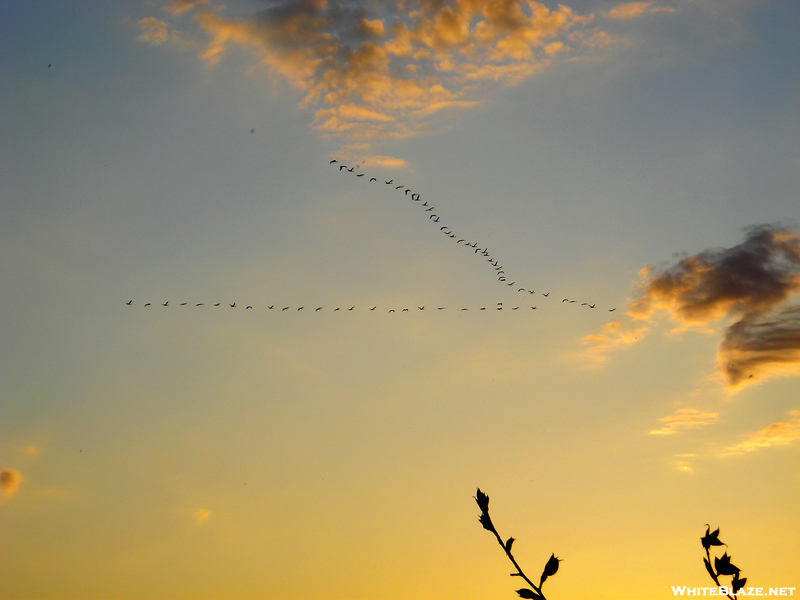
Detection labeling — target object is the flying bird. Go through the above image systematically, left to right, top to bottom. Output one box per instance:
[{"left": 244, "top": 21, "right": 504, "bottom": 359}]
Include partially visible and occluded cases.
[
  {"left": 330, "top": 159, "right": 337, "bottom": 164},
  {"left": 340, "top": 165, "right": 347, "bottom": 170},
  {"left": 347, "top": 167, "right": 355, "bottom": 172},
  {"left": 356, "top": 173, "right": 365, "bottom": 177},
  {"left": 370, "top": 177, "right": 377, "bottom": 182},
  {"left": 385, "top": 180, "right": 393, "bottom": 184},
  {"left": 395, "top": 185, "right": 404, "bottom": 190},
  {"left": 405, "top": 189, "right": 410, "bottom": 195},
  {"left": 126, "top": 300, "right": 132, "bottom": 305},
  {"left": 162, "top": 301, "right": 169, "bottom": 306},
  {"left": 180, "top": 302, "right": 187, "bottom": 305},
  {"left": 230, "top": 302, "right": 236, "bottom": 307},
  {"left": 144, "top": 303, "right": 151, "bottom": 306},
  {"left": 196, "top": 303, "right": 204, "bottom": 306},
  {"left": 214, "top": 303, "right": 221, "bottom": 306},
  {"left": 246, "top": 306, "right": 252, "bottom": 309},
  {"left": 370, "top": 306, "right": 376, "bottom": 311},
  {"left": 282, "top": 307, "right": 289, "bottom": 311},
  {"left": 297, "top": 307, "right": 304, "bottom": 311},
  {"left": 315, "top": 307, "right": 323, "bottom": 311},
  {"left": 334, "top": 308, "right": 340, "bottom": 311},
  {"left": 609, "top": 308, "right": 617, "bottom": 312}
]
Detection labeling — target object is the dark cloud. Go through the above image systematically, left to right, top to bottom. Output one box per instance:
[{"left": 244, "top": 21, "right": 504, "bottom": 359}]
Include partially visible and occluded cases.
[{"left": 586, "top": 224, "right": 800, "bottom": 390}]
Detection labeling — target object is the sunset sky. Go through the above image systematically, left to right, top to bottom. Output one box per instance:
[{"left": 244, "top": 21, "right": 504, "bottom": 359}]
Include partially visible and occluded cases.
[{"left": 1, "top": 1, "right": 798, "bottom": 599}]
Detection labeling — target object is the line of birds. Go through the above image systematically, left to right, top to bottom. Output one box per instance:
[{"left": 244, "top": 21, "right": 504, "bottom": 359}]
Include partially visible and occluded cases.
[
  {"left": 329, "top": 159, "right": 616, "bottom": 312},
  {"left": 125, "top": 300, "right": 616, "bottom": 313}
]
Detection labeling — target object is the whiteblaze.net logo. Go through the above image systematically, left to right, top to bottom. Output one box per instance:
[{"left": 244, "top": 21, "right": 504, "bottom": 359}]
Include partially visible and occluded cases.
[{"left": 672, "top": 587, "right": 795, "bottom": 596}]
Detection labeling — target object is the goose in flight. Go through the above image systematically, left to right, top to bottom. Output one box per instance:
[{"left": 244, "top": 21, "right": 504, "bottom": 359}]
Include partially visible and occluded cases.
[
  {"left": 330, "top": 159, "right": 338, "bottom": 164},
  {"left": 339, "top": 165, "right": 348, "bottom": 170},
  {"left": 347, "top": 167, "right": 355, "bottom": 172},
  {"left": 356, "top": 173, "right": 365, "bottom": 177},
  {"left": 370, "top": 177, "right": 377, "bottom": 182},
  {"left": 385, "top": 180, "right": 393, "bottom": 184},
  {"left": 395, "top": 185, "right": 404, "bottom": 190},
  {"left": 405, "top": 189, "right": 410, "bottom": 195},
  {"left": 542, "top": 293, "right": 549, "bottom": 297},
  {"left": 126, "top": 300, "right": 133, "bottom": 305},
  {"left": 162, "top": 301, "right": 169, "bottom": 306},
  {"left": 180, "top": 302, "right": 187, "bottom": 305},
  {"left": 230, "top": 302, "right": 236, "bottom": 307},
  {"left": 144, "top": 303, "right": 151, "bottom": 307},
  {"left": 197, "top": 303, "right": 204, "bottom": 306},
  {"left": 214, "top": 303, "right": 221, "bottom": 306},
  {"left": 246, "top": 306, "right": 253, "bottom": 309},
  {"left": 297, "top": 306, "right": 304, "bottom": 311},
  {"left": 348, "top": 306, "right": 355, "bottom": 311},
  {"left": 370, "top": 306, "right": 376, "bottom": 311},
  {"left": 282, "top": 307, "right": 289, "bottom": 311},
  {"left": 315, "top": 307, "right": 323, "bottom": 311},
  {"left": 334, "top": 307, "right": 340, "bottom": 311},
  {"left": 609, "top": 308, "right": 617, "bottom": 312}
]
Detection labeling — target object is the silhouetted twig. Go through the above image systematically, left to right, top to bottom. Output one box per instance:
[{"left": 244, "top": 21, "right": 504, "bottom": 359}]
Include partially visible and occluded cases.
[
  {"left": 475, "top": 488, "right": 561, "bottom": 600},
  {"left": 701, "top": 525, "right": 747, "bottom": 599}
]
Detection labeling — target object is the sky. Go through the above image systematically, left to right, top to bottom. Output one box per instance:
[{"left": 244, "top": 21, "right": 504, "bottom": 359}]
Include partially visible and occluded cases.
[{"left": 1, "top": 1, "right": 798, "bottom": 599}]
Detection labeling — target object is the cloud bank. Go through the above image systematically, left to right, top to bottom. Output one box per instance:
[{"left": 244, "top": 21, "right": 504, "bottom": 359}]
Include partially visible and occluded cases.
[
  {"left": 138, "top": 0, "right": 629, "bottom": 143},
  {"left": 584, "top": 224, "right": 800, "bottom": 390},
  {"left": 727, "top": 410, "right": 800, "bottom": 454}
]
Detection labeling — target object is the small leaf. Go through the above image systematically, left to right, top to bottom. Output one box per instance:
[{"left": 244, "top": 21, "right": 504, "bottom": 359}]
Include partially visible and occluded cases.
[
  {"left": 475, "top": 489, "right": 490, "bottom": 514},
  {"left": 701, "top": 525, "right": 726, "bottom": 550},
  {"left": 506, "top": 537, "right": 515, "bottom": 552},
  {"left": 714, "top": 552, "right": 740, "bottom": 576},
  {"left": 539, "top": 553, "right": 561, "bottom": 586},
  {"left": 732, "top": 576, "right": 747, "bottom": 594},
  {"left": 516, "top": 589, "right": 542, "bottom": 599}
]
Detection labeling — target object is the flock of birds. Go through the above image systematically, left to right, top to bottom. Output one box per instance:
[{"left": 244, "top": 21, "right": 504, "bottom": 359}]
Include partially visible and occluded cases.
[
  {"left": 125, "top": 158, "right": 618, "bottom": 315},
  {"left": 328, "top": 159, "right": 617, "bottom": 313},
  {"left": 125, "top": 300, "right": 616, "bottom": 312}
]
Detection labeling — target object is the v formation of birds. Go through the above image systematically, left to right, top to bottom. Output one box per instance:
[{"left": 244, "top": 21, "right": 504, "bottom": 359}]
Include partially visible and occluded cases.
[{"left": 125, "top": 156, "right": 616, "bottom": 315}]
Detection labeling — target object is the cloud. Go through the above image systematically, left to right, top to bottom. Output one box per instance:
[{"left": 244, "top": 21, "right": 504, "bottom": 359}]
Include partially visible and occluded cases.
[
  {"left": 139, "top": 0, "right": 618, "bottom": 142},
  {"left": 604, "top": 2, "right": 674, "bottom": 21},
  {"left": 137, "top": 17, "right": 195, "bottom": 49},
  {"left": 584, "top": 225, "right": 800, "bottom": 390},
  {"left": 649, "top": 408, "right": 719, "bottom": 435},
  {"left": 727, "top": 410, "right": 800, "bottom": 454},
  {"left": 1, "top": 469, "right": 22, "bottom": 495},
  {"left": 194, "top": 508, "right": 211, "bottom": 524}
]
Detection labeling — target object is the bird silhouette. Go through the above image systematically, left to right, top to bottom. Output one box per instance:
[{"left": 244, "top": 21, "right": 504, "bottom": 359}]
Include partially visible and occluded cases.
[
  {"left": 250, "top": 129, "right": 255, "bottom": 134},
  {"left": 330, "top": 159, "right": 338, "bottom": 164},
  {"left": 339, "top": 165, "right": 347, "bottom": 170},
  {"left": 347, "top": 167, "right": 355, "bottom": 172},
  {"left": 356, "top": 173, "right": 365, "bottom": 177},
  {"left": 370, "top": 177, "right": 377, "bottom": 182},
  {"left": 385, "top": 180, "right": 393, "bottom": 184},
  {"left": 395, "top": 185, "right": 404, "bottom": 190},
  {"left": 405, "top": 189, "right": 410, "bottom": 195},
  {"left": 542, "top": 293, "right": 549, "bottom": 297},
  {"left": 126, "top": 300, "right": 133, "bottom": 305},
  {"left": 163, "top": 301, "right": 169, "bottom": 306},
  {"left": 180, "top": 302, "right": 187, "bottom": 305},
  {"left": 144, "top": 303, "right": 151, "bottom": 306},
  {"left": 197, "top": 303, "right": 204, "bottom": 306},
  {"left": 214, "top": 303, "right": 221, "bottom": 306},
  {"left": 230, "top": 303, "right": 236, "bottom": 307},
  {"left": 268, "top": 305, "right": 274, "bottom": 309},
  {"left": 246, "top": 306, "right": 253, "bottom": 309},
  {"left": 297, "top": 306, "right": 304, "bottom": 311},
  {"left": 349, "top": 306, "right": 355, "bottom": 311},
  {"left": 370, "top": 306, "right": 376, "bottom": 311},
  {"left": 418, "top": 306, "right": 425, "bottom": 310},
  {"left": 282, "top": 307, "right": 289, "bottom": 311},
  {"left": 315, "top": 307, "right": 323, "bottom": 311},
  {"left": 334, "top": 307, "right": 340, "bottom": 311},
  {"left": 609, "top": 308, "right": 617, "bottom": 312}
]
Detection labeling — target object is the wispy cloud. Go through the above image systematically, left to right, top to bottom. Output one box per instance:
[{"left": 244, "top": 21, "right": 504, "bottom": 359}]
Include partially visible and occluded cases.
[
  {"left": 136, "top": 1, "right": 631, "bottom": 143},
  {"left": 604, "top": 2, "right": 674, "bottom": 21},
  {"left": 584, "top": 225, "right": 800, "bottom": 390},
  {"left": 649, "top": 408, "right": 719, "bottom": 435},
  {"left": 727, "top": 410, "right": 800, "bottom": 454},
  {"left": 1, "top": 469, "right": 22, "bottom": 495},
  {"left": 194, "top": 508, "right": 211, "bottom": 524}
]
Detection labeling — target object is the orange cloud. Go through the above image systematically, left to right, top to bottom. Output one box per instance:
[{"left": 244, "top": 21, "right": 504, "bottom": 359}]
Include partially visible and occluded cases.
[
  {"left": 139, "top": 0, "right": 610, "bottom": 142},
  {"left": 604, "top": 2, "right": 674, "bottom": 21},
  {"left": 584, "top": 225, "right": 800, "bottom": 390},
  {"left": 649, "top": 408, "right": 719, "bottom": 435},
  {"left": 727, "top": 410, "right": 800, "bottom": 454},
  {"left": 1, "top": 469, "right": 22, "bottom": 495},
  {"left": 194, "top": 508, "right": 212, "bottom": 524}
]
